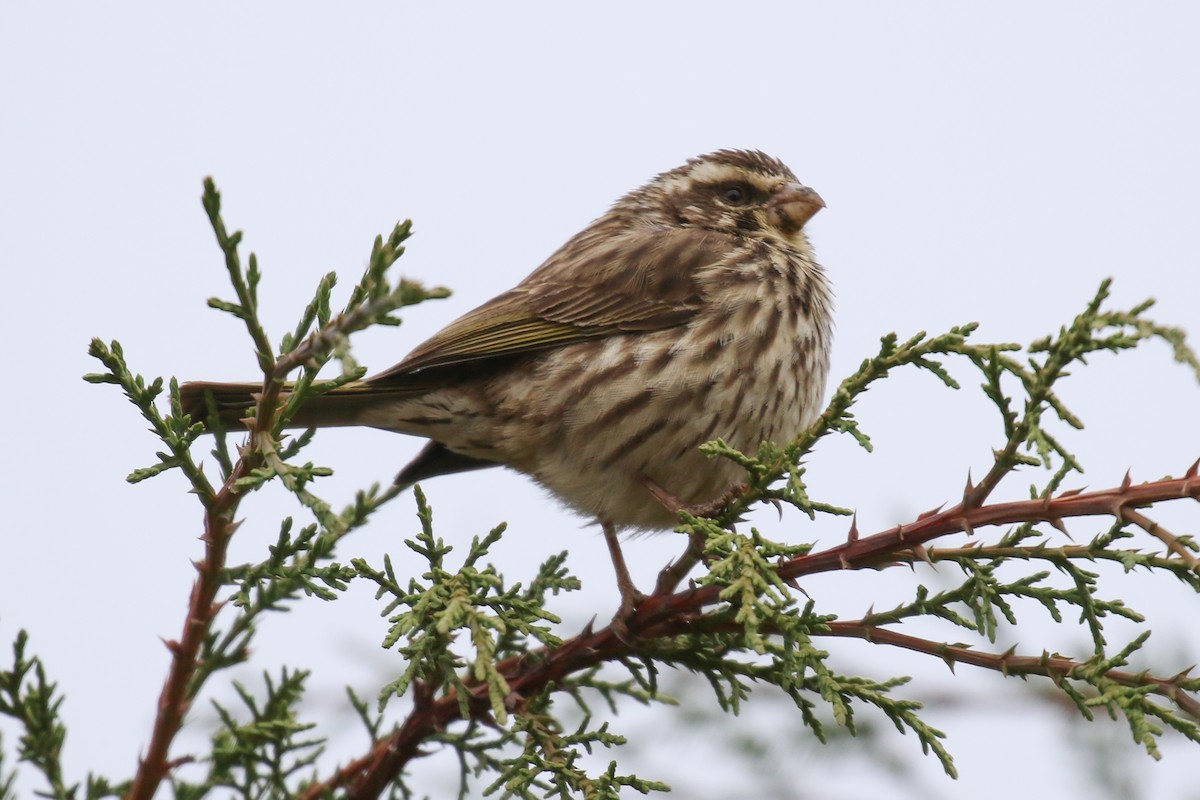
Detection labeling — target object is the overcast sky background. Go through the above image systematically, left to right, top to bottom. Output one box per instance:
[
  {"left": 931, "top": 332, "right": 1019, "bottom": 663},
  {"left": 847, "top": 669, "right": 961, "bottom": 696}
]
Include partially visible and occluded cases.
[{"left": 3, "top": 3, "right": 1200, "bottom": 798}]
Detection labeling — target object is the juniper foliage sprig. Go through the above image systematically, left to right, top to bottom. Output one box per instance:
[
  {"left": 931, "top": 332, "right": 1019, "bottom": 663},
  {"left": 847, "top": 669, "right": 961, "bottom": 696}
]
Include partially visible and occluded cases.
[
  {"left": 74, "top": 179, "right": 453, "bottom": 800},
  {"left": 355, "top": 488, "right": 577, "bottom": 723},
  {"left": 0, "top": 632, "right": 72, "bottom": 800},
  {"left": 194, "top": 669, "right": 324, "bottom": 800}
]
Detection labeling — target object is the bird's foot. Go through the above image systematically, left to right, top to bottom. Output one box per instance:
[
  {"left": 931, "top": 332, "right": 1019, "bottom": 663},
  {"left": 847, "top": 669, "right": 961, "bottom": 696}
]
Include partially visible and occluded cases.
[
  {"left": 643, "top": 479, "right": 749, "bottom": 518},
  {"left": 653, "top": 529, "right": 709, "bottom": 595},
  {"left": 609, "top": 584, "right": 647, "bottom": 642}
]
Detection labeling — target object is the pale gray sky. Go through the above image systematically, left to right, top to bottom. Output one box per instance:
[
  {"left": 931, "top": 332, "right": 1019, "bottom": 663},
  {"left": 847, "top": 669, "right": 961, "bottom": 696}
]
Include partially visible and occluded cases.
[{"left": 3, "top": 3, "right": 1199, "bottom": 798}]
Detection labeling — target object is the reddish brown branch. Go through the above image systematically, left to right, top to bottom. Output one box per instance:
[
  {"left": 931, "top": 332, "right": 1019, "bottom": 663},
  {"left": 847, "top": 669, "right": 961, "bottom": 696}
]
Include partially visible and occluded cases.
[
  {"left": 127, "top": 299, "right": 410, "bottom": 800},
  {"left": 127, "top": 398, "right": 289, "bottom": 800},
  {"left": 126, "top": 460, "right": 255, "bottom": 800},
  {"left": 772, "top": 465, "right": 1200, "bottom": 582},
  {"left": 301, "top": 467, "right": 1200, "bottom": 798},
  {"left": 1122, "top": 507, "right": 1199, "bottom": 570},
  {"left": 822, "top": 621, "right": 1200, "bottom": 719}
]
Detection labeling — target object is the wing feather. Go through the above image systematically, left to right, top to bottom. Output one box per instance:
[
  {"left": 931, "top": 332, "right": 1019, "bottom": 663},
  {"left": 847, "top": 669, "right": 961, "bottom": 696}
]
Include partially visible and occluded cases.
[{"left": 369, "top": 225, "right": 726, "bottom": 382}]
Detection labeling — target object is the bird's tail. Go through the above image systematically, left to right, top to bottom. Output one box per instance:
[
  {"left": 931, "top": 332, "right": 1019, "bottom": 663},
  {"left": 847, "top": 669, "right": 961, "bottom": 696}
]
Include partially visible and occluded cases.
[{"left": 179, "top": 380, "right": 411, "bottom": 431}]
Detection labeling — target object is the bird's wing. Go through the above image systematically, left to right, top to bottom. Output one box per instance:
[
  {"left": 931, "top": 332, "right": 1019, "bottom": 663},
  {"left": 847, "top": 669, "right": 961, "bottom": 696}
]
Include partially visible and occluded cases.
[{"left": 368, "top": 226, "right": 725, "bottom": 381}]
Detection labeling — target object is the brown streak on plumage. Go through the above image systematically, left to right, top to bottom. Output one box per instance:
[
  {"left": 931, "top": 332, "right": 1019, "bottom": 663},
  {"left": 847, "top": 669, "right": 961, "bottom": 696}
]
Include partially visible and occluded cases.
[
  {"left": 579, "top": 387, "right": 655, "bottom": 437},
  {"left": 599, "top": 416, "right": 671, "bottom": 470}
]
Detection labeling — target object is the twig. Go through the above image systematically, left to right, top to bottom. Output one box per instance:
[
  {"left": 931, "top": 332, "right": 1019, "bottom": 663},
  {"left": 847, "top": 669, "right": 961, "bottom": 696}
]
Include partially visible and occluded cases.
[
  {"left": 126, "top": 443, "right": 263, "bottom": 800},
  {"left": 771, "top": 464, "right": 1200, "bottom": 583},
  {"left": 1121, "top": 507, "right": 1199, "bottom": 570},
  {"left": 822, "top": 621, "right": 1200, "bottom": 719}
]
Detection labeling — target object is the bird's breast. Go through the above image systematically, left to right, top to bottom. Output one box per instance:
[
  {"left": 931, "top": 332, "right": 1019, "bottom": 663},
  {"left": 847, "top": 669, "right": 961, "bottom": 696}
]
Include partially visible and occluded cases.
[{"left": 500, "top": 255, "right": 833, "bottom": 530}]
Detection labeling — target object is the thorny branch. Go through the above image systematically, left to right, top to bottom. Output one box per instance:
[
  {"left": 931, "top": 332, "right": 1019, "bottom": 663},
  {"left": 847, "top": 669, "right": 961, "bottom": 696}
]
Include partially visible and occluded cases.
[
  {"left": 125, "top": 180, "right": 418, "bottom": 800},
  {"left": 126, "top": 433, "right": 256, "bottom": 800},
  {"left": 774, "top": 463, "right": 1200, "bottom": 581},
  {"left": 302, "top": 467, "right": 1200, "bottom": 799},
  {"left": 821, "top": 622, "right": 1200, "bottom": 720}
]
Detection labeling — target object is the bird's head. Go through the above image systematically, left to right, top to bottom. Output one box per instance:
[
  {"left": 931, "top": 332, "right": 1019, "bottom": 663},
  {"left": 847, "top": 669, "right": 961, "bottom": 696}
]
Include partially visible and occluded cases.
[{"left": 616, "top": 149, "right": 824, "bottom": 250}]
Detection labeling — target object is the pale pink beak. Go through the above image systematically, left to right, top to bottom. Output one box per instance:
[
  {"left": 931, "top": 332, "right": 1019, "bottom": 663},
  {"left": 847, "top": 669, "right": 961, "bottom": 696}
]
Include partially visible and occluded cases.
[{"left": 767, "top": 183, "right": 825, "bottom": 234}]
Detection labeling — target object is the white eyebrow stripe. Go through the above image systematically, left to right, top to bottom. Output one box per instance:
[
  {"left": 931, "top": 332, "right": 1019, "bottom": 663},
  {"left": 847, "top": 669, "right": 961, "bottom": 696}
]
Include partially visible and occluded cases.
[
  {"left": 683, "top": 161, "right": 747, "bottom": 184},
  {"left": 660, "top": 163, "right": 777, "bottom": 197}
]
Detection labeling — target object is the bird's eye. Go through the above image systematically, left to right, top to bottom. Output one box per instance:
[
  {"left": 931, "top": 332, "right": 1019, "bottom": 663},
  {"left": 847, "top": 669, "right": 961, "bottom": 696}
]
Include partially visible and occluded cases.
[{"left": 719, "top": 183, "right": 751, "bottom": 205}]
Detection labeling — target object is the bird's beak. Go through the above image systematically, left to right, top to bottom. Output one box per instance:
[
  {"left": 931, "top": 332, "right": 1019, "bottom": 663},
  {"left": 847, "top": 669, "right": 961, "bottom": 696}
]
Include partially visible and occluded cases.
[{"left": 766, "top": 183, "right": 825, "bottom": 235}]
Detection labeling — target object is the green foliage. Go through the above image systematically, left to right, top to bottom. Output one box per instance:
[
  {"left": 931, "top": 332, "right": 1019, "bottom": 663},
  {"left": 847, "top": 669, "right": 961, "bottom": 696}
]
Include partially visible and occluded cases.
[
  {"left": 4, "top": 178, "right": 1195, "bottom": 798},
  {"left": 357, "top": 488, "right": 576, "bottom": 723},
  {"left": 0, "top": 632, "right": 124, "bottom": 800},
  {"left": 0, "top": 632, "right": 70, "bottom": 799},
  {"left": 198, "top": 669, "right": 324, "bottom": 800},
  {"left": 483, "top": 709, "right": 669, "bottom": 799},
  {"left": 0, "top": 740, "right": 15, "bottom": 800}
]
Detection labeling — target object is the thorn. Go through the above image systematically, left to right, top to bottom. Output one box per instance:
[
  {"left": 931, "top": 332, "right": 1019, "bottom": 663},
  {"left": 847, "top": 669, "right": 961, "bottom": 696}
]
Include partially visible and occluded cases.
[
  {"left": 1187, "top": 459, "right": 1200, "bottom": 479},
  {"left": 1121, "top": 469, "right": 1133, "bottom": 491},
  {"left": 962, "top": 471, "right": 976, "bottom": 506},
  {"left": 1059, "top": 486, "right": 1086, "bottom": 499},
  {"left": 770, "top": 498, "right": 783, "bottom": 520},
  {"left": 918, "top": 503, "right": 947, "bottom": 521},
  {"left": 847, "top": 512, "right": 860, "bottom": 543},
  {"left": 1050, "top": 517, "right": 1074, "bottom": 541},
  {"left": 961, "top": 518, "right": 975, "bottom": 537},
  {"left": 896, "top": 524, "right": 907, "bottom": 542},
  {"left": 911, "top": 545, "right": 935, "bottom": 568},
  {"left": 839, "top": 553, "right": 852, "bottom": 569},
  {"left": 580, "top": 617, "right": 596, "bottom": 638},
  {"left": 162, "top": 637, "right": 182, "bottom": 654},
  {"left": 938, "top": 645, "right": 958, "bottom": 674},
  {"left": 1170, "top": 665, "right": 1197, "bottom": 683}
]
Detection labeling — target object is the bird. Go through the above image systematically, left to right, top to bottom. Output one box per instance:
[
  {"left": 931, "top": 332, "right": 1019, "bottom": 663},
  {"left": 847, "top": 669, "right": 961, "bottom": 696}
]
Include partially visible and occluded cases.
[{"left": 181, "top": 149, "right": 834, "bottom": 622}]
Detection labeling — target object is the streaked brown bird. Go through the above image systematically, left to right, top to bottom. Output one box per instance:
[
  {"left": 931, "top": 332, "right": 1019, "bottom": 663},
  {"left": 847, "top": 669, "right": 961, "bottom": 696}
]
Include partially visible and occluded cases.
[{"left": 181, "top": 149, "right": 833, "bottom": 616}]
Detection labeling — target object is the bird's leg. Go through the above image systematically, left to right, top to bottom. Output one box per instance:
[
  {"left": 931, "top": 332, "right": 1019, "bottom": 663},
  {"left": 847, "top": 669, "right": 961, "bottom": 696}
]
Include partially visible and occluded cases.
[{"left": 602, "top": 521, "right": 644, "bottom": 636}]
